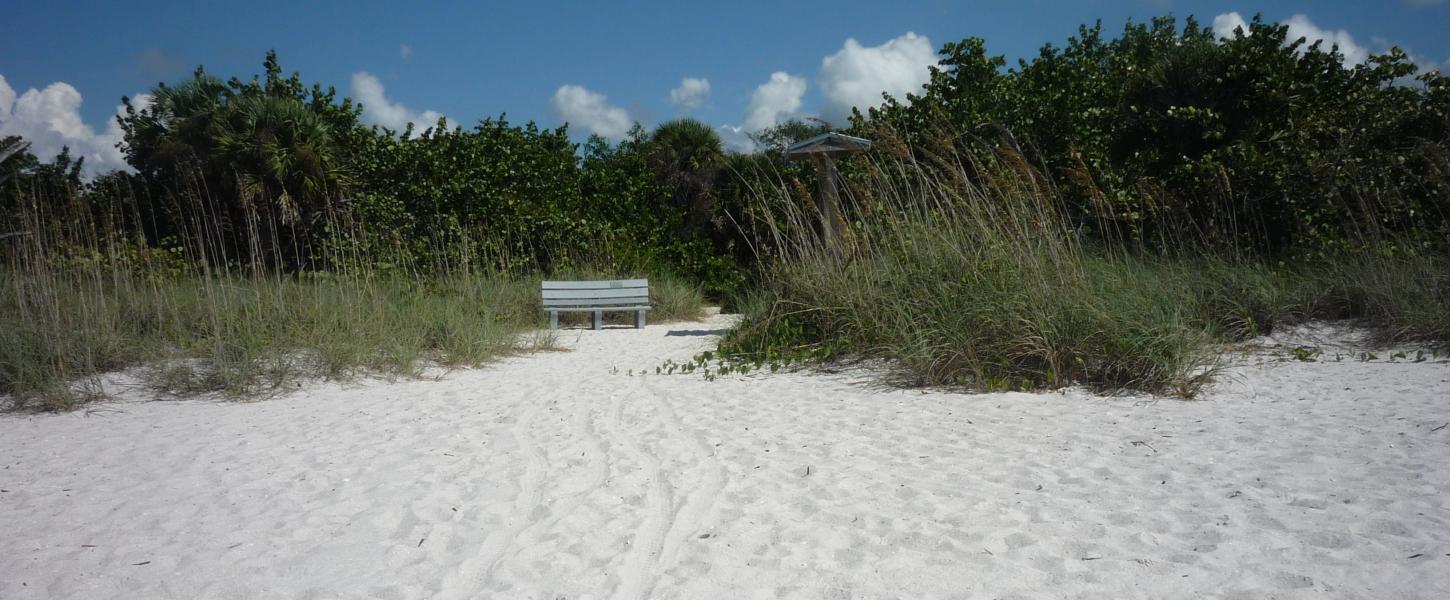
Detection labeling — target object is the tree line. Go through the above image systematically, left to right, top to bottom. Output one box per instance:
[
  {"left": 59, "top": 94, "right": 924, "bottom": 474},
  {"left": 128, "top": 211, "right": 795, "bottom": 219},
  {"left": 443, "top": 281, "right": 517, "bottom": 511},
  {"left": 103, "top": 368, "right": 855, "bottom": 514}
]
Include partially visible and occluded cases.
[
  {"left": 5, "top": 14, "right": 1448, "bottom": 294},
  {"left": 856, "top": 15, "right": 1449, "bottom": 254}
]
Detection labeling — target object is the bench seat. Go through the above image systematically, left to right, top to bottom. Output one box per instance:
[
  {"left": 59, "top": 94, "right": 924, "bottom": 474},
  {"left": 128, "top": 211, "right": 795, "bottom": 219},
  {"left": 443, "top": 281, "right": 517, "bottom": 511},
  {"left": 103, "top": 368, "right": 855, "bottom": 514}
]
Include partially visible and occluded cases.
[{"left": 542, "top": 279, "right": 651, "bottom": 330}]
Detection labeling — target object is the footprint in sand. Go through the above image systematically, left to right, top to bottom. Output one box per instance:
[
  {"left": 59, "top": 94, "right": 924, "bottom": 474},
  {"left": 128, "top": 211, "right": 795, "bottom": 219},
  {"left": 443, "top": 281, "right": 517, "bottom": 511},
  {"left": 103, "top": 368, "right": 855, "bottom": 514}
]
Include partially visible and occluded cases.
[{"left": 1004, "top": 532, "right": 1037, "bottom": 550}]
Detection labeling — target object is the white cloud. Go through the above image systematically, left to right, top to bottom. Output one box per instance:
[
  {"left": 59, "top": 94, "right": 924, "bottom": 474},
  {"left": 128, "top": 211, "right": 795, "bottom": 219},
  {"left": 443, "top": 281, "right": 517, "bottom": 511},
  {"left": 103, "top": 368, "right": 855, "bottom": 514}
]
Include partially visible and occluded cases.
[
  {"left": 1212, "top": 12, "right": 1369, "bottom": 65},
  {"left": 1212, "top": 12, "right": 1250, "bottom": 40},
  {"left": 1285, "top": 14, "right": 1368, "bottom": 65},
  {"left": 818, "top": 32, "right": 937, "bottom": 125},
  {"left": 400, "top": 44, "right": 413, "bottom": 60},
  {"left": 350, "top": 71, "right": 446, "bottom": 132},
  {"left": 720, "top": 71, "right": 809, "bottom": 150},
  {"left": 743, "top": 72, "right": 806, "bottom": 132},
  {"left": 0, "top": 73, "right": 142, "bottom": 177},
  {"left": 0, "top": 77, "right": 14, "bottom": 116},
  {"left": 669, "top": 77, "right": 710, "bottom": 110},
  {"left": 549, "top": 84, "right": 632, "bottom": 140},
  {"left": 717, "top": 125, "right": 755, "bottom": 153}
]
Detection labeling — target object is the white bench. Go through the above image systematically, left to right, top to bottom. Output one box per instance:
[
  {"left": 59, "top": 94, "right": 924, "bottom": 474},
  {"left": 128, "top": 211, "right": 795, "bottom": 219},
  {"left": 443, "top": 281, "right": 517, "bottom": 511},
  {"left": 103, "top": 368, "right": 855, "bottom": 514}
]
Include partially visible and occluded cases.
[{"left": 542, "top": 278, "right": 651, "bottom": 330}]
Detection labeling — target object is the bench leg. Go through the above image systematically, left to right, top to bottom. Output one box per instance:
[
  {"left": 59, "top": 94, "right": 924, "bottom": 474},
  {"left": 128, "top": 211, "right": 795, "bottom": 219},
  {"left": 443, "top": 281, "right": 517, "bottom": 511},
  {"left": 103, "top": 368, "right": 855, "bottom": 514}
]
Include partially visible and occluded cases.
[
  {"left": 635, "top": 309, "right": 646, "bottom": 329},
  {"left": 548, "top": 310, "right": 558, "bottom": 330},
  {"left": 592, "top": 310, "right": 602, "bottom": 330}
]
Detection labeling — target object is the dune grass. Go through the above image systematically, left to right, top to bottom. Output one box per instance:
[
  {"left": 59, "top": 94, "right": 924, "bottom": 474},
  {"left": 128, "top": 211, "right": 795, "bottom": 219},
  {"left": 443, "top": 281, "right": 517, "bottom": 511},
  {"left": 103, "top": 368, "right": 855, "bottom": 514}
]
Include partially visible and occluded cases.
[
  {"left": 720, "top": 136, "right": 1448, "bottom": 397},
  {"left": 722, "top": 230, "right": 1216, "bottom": 395},
  {"left": 1178, "top": 252, "right": 1450, "bottom": 344},
  {"left": 0, "top": 265, "right": 718, "bottom": 411},
  {"left": 0, "top": 268, "right": 553, "bottom": 410},
  {"left": 648, "top": 274, "right": 709, "bottom": 322}
]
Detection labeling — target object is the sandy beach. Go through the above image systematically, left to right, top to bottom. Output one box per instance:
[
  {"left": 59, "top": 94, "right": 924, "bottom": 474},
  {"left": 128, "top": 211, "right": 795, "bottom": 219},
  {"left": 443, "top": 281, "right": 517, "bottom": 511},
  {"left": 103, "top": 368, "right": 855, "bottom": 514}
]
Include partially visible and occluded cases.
[{"left": 2, "top": 314, "right": 1448, "bottom": 599}]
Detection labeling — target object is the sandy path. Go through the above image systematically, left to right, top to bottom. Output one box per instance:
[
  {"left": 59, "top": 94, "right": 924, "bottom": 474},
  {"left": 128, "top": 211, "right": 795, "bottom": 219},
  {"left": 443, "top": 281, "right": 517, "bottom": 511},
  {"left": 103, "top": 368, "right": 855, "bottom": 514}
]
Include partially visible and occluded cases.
[{"left": 2, "top": 315, "right": 1449, "bottom": 599}]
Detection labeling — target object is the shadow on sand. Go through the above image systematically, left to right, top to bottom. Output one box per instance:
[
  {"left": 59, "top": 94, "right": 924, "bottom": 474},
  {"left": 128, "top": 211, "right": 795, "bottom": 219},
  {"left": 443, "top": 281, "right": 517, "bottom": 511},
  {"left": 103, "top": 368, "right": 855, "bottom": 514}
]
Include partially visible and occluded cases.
[{"left": 665, "top": 329, "right": 729, "bottom": 337}]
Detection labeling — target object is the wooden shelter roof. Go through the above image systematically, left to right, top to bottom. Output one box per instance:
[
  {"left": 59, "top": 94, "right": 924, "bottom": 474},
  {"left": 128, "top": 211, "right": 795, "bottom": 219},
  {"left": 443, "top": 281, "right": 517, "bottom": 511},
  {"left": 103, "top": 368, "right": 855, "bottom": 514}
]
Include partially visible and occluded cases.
[{"left": 784, "top": 132, "right": 873, "bottom": 159}]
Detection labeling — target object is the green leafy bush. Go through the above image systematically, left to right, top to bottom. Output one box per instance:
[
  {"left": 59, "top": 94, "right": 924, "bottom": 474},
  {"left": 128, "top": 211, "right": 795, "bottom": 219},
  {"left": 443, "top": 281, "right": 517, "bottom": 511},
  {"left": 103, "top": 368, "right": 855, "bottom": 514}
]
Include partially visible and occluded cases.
[{"left": 861, "top": 15, "right": 1450, "bottom": 254}]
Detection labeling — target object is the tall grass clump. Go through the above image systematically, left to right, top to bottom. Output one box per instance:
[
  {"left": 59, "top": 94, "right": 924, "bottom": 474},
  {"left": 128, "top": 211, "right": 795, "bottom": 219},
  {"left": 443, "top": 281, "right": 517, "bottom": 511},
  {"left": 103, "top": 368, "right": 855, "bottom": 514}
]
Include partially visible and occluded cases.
[
  {"left": 722, "top": 122, "right": 1448, "bottom": 396},
  {"left": 722, "top": 134, "right": 1214, "bottom": 395},
  {"left": 0, "top": 176, "right": 554, "bottom": 411},
  {"left": 1168, "top": 252, "right": 1450, "bottom": 345},
  {"left": 1305, "top": 252, "right": 1450, "bottom": 342},
  {"left": 0, "top": 264, "right": 544, "bottom": 411},
  {"left": 649, "top": 274, "right": 708, "bottom": 322}
]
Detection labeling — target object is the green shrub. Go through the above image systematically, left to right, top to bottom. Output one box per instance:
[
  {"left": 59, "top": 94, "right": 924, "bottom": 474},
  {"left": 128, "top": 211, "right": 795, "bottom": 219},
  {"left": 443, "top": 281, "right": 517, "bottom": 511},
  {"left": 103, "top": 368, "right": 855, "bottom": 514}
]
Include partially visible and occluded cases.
[{"left": 648, "top": 275, "right": 707, "bottom": 322}]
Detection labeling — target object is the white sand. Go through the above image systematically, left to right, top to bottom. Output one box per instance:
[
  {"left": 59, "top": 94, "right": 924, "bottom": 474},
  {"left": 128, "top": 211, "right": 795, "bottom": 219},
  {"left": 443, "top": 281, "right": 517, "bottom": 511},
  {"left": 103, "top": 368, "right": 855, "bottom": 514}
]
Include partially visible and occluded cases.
[{"left": 3, "top": 315, "right": 1449, "bottom": 599}]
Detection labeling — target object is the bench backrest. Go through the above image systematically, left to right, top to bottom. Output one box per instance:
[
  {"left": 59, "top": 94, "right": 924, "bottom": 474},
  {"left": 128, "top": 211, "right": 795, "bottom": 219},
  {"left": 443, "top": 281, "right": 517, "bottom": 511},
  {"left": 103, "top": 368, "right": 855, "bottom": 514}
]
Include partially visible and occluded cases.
[{"left": 541, "top": 278, "right": 650, "bottom": 309}]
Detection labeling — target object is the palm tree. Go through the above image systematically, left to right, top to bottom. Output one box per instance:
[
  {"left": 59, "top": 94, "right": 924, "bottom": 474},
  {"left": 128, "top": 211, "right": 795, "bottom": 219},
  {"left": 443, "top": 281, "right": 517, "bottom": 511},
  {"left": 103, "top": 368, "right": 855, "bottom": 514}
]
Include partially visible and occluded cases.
[
  {"left": 117, "top": 59, "right": 351, "bottom": 270},
  {"left": 119, "top": 72, "right": 231, "bottom": 176},
  {"left": 211, "top": 94, "right": 346, "bottom": 269},
  {"left": 215, "top": 95, "right": 345, "bottom": 224},
  {"left": 647, "top": 118, "right": 724, "bottom": 234}
]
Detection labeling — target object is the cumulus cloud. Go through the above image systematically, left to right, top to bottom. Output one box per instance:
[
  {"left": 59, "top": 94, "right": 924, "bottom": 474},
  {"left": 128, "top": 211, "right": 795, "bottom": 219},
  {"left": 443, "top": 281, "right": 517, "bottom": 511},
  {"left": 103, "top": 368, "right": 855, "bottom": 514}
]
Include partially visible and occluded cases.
[
  {"left": 1211, "top": 12, "right": 1250, "bottom": 39},
  {"left": 1212, "top": 12, "right": 1368, "bottom": 65},
  {"left": 1284, "top": 14, "right": 1369, "bottom": 65},
  {"left": 818, "top": 32, "right": 937, "bottom": 125},
  {"left": 350, "top": 71, "right": 446, "bottom": 132},
  {"left": 743, "top": 72, "right": 806, "bottom": 132},
  {"left": 0, "top": 73, "right": 143, "bottom": 177},
  {"left": 0, "top": 77, "right": 13, "bottom": 115},
  {"left": 669, "top": 77, "right": 710, "bottom": 110},
  {"left": 549, "top": 84, "right": 632, "bottom": 140},
  {"left": 717, "top": 125, "right": 756, "bottom": 153}
]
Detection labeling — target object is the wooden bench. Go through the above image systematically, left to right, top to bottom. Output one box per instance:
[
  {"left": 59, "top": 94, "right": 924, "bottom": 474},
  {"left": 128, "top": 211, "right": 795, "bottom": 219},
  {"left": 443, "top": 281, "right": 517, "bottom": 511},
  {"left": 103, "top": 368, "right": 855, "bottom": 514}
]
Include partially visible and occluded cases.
[{"left": 542, "top": 278, "right": 651, "bottom": 330}]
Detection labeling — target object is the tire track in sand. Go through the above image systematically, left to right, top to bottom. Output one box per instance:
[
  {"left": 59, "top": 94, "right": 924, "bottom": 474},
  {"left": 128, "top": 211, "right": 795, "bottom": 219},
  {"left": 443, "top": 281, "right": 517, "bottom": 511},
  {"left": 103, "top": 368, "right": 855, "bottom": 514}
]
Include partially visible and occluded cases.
[
  {"left": 640, "top": 376, "right": 727, "bottom": 595},
  {"left": 607, "top": 378, "right": 729, "bottom": 600},
  {"left": 497, "top": 386, "right": 612, "bottom": 569},
  {"left": 440, "top": 388, "right": 550, "bottom": 599},
  {"left": 604, "top": 388, "right": 675, "bottom": 600}
]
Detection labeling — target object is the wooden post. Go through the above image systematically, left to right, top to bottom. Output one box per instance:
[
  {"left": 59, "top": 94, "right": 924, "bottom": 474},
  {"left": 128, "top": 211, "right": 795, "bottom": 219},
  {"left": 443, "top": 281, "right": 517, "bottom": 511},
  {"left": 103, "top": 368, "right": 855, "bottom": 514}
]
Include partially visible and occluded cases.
[
  {"left": 786, "top": 133, "right": 870, "bottom": 254},
  {"left": 813, "top": 155, "right": 844, "bottom": 247}
]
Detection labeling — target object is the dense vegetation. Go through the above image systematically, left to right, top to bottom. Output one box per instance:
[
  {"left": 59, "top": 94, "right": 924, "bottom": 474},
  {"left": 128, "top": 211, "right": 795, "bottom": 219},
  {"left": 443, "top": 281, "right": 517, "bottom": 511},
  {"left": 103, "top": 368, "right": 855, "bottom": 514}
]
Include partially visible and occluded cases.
[
  {"left": 4, "top": 14, "right": 1448, "bottom": 408},
  {"left": 721, "top": 16, "right": 1449, "bottom": 394},
  {"left": 861, "top": 16, "right": 1448, "bottom": 253},
  {"left": 1, "top": 53, "right": 725, "bottom": 409}
]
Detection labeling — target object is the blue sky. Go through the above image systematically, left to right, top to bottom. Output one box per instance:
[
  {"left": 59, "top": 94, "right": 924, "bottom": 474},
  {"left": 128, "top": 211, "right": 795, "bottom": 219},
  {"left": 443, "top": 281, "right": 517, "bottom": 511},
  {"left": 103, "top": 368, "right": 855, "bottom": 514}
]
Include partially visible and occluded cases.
[{"left": 3, "top": 0, "right": 1448, "bottom": 174}]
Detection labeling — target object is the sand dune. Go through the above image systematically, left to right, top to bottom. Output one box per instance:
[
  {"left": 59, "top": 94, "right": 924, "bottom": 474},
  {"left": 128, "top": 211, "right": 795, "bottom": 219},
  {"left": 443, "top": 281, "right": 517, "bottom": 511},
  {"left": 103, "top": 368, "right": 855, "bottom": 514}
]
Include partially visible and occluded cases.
[{"left": 2, "top": 314, "right": 1448, "bottom": 599}]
